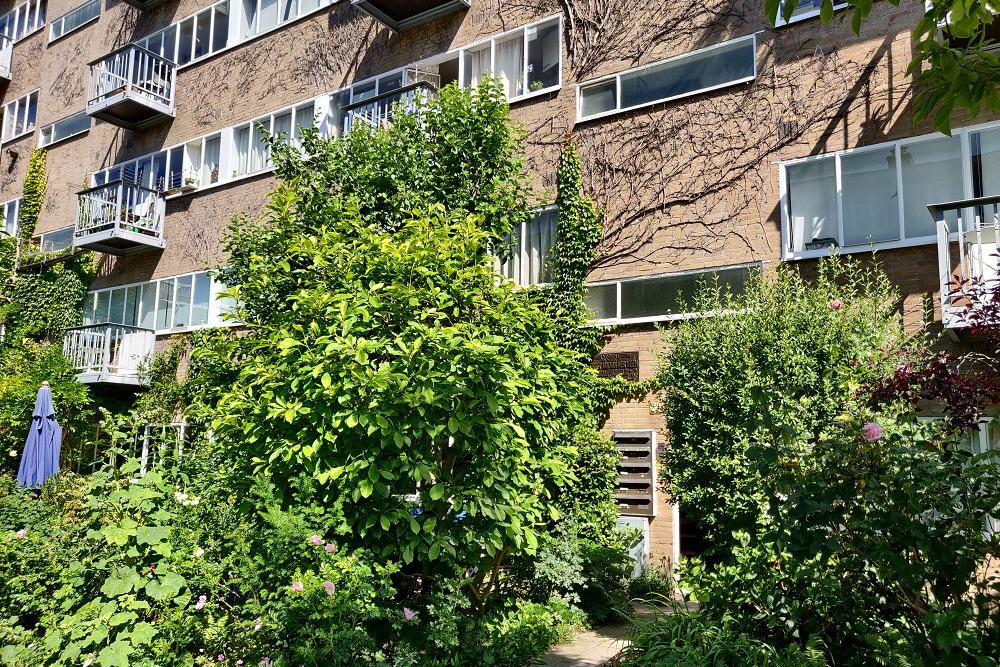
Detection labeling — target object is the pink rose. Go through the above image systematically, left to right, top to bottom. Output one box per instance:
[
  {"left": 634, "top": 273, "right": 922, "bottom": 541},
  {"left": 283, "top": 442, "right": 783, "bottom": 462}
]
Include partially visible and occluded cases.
[
  {"left": 830, "top": 299, "right": 844, "bottom": 310},
  {"left": 862, "top": 422, "right": 883, "bottom": 442},
  {"left": 14, "top": 529, "right": 27, "bottom": 539},
  {"left": 309, "top": 535, "right": 323, "bottom": 546},
  {"left": 324, "top": 542, "right": 337, "bottom": 553},
  {"left": 291, "top": 581, "right": 304, "bottom": 592},
  {"left": 323, "top": 581, "right": 336, "bottom": 596},
  {"left": 195, "top": 595, "right": 207, "bottom": 611},
  {"left": 403, "top": 607, "right": 416, "bottom": 621}
]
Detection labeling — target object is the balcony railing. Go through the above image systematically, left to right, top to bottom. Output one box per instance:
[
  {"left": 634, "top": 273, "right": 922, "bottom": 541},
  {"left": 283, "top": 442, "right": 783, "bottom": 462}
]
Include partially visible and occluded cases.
[
  {"left": 351, "top": 0, "right": 470, "bottom": 31},
  {"left": 0, "top": 32, "right": 11, "bottom": 81},
  {"left": 87, "top": 44, "right": 176, "bottom": 129},
  {"left": 342, "top": 79, "right": 437, "bottom": 134},
  {"left": 74, "top": 178, "right": 166, "bottom": 256},
  {"left": 931, "top": 194, "right": 1000, "bottom": 329},
  {"left": 63, "top": 323, "right": 155, "bottom": 386}
]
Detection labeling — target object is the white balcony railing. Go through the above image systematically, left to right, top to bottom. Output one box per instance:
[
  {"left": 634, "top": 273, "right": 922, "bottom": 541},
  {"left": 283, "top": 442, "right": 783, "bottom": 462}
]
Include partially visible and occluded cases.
[
  {"left": 0, "top": 32, "right": 11, "bottom": 81},
  {"left": 87, "top": 44, "right": 176, "bottom": 129},
  {"left": 342, "top": 79, "right": 437, "bottom": 134},
  {"left": 75, "top": 178, "right": 165, "bottom": 255},
  {"left": 931, "top": 194, "right": 1000, "bottom": 329},
  {"left": 63, "top": 323, "right": 155, "bottom": 385}
]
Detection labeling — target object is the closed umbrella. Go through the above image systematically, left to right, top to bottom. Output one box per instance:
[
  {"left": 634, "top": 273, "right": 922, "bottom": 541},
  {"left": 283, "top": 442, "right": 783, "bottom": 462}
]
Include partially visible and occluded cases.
[{"left": 16, "top": 381, "right": 61, "bottom": 489}]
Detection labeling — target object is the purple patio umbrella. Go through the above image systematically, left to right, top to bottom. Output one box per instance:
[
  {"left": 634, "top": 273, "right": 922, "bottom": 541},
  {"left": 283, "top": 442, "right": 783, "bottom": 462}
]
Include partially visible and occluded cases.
[{"left": 16, "top": 381, "right": 61, "bottom": 489}]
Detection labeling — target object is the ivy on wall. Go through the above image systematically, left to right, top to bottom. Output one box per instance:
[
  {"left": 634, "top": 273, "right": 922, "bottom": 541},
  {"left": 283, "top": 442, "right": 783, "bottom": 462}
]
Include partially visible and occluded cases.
[{"left": 17, "top": 148, "right": 47, "bottom": 244}]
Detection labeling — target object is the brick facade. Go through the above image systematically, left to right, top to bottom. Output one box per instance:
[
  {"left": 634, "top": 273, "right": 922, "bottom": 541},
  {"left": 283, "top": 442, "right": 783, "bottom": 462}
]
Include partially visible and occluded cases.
[{"left": 1, "top": 0, "right": 988, "bottom": 565}]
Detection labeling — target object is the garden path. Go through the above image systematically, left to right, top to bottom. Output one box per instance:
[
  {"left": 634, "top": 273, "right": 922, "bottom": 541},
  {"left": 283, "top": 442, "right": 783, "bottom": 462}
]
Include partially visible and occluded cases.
[{"left": 532, "top": 621, "right": 629, "bottom": 667}]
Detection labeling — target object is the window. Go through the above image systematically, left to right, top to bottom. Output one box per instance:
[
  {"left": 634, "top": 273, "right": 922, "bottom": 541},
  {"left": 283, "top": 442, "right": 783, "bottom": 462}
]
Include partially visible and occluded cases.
[
  {"left": 0, "top": 0, "right": 46, "bottom": 42},
  {"left": 48, "top": 0, "right": 98, "bottom": 42},
  {"left": 139, "top": 0, "right": 234, "bottom": 67},
  {"left": 238, "top": 0, "right": 333, "bottom": 39},
  {"left": 774, "top": 0, "right": 849, "bottom": 26},
  {"left": 458, "top": 16, "right": 561, "bottom": 101},
  {"left": 578, "top": 35, "right": 757, "bottom": 121},
  {"left": 1, "top": 90, "right": 38, "bottom": 143},
  {"left": 233, "top": 103, "right": 316, "bottom": 176},
  {"left": 39, "top": 111, "right": 90, "bottom": 146},
  {"left": 780, "top": 124, "right": 1000, "bottom": 258},
  {"left": 94, "top": 133, "right": 222, "bottom": 192},
  {"left": 1, "top": 198, "right": 20, "bottom": 237},
  {"left": 498, "top": 207, "right": 557, "bottom": 286},
  {"left": 33, "top": 225, "right": 73, "bottom": 253},
  {"left": 584, "top": 264, "right": 761, "bottom": 324},
  {"left": 82, "top": 272, "right": 233, "bottom": 332}
]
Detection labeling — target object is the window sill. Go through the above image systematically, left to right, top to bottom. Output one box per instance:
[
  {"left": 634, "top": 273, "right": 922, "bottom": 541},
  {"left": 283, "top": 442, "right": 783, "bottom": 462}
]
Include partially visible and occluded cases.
[
  {"left": 47, "top": 15, "right": 99, "bottom": 45},
  {"left": 508, "top": 84, "right": 561, "bottom": 105},
  {"left": 1, "top": 128, "right": 36, "bottom": 146},
  {"left": 782, "top": 235, "right": 939, "bottom": 261}
]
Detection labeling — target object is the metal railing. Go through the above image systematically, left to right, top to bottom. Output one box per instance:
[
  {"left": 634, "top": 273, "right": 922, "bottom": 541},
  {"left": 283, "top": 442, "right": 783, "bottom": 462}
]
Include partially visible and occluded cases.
[
  {"left": 0, "top": 32, "right": 11, "bottom": 80},
  {"left": 87, "top": 43, "right": 176, "bottom": 112},
  {"left": 342, "top": 79, "right": 437, "bottom": 134},
  {"left": 76, "top": 178, "right": 165, "bottom": 242},
  {"left": 930, "top": 194, "right": 1000, "bottom": 327},
  {"left": 63, "top": 323, "right": 155, "bottom": 380}
]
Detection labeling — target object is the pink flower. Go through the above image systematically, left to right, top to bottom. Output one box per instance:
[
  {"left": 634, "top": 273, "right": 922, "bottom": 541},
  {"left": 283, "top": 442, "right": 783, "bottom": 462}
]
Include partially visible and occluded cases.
[
  {"left": 830, "top": 299, "right": 843, "bottom": 310},
  {"left": 862, "top": 422, "right": 884, "bottom": 442},
  {"left": 14, "top": 529, "right": 27, "bottom": 539},
  {"left": 309, "top": 535, "right": 323, "bottom": 546},
  {"left": 324, "top": 542, "right": 337, "bottom": 553},
  {"left": 291, "top": 581, "right": 304, "bottom": 592},
  {"left": 323, "top": 581, "right": 336, "bottom": 596},
  {"left": 195, "top": 595, "right": 207, "bottom": 611},
  {"left": 403, "top": 607, "right": 416, "bottom": 621},
  {"left": 253, "top": 618, "right": 263, "bottom": 632},
  {"left": 217, "top": 656, "right": 225, "bottom": 662}
]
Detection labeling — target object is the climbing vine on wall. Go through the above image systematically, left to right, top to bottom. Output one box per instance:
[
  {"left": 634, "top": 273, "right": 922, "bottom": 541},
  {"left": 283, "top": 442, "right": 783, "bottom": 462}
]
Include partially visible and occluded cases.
[{"left": 17, "top": 148, "right": 47, "bottom": 244}]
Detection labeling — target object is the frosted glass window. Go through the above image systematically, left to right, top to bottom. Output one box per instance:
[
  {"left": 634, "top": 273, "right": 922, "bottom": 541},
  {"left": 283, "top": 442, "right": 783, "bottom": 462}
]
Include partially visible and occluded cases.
[
  {"left": 258, "top": 0, "right": 278, "bottom": 32},
  {"left": 526, "top": 18, "right": 559, "bottom": 91},
  {"left": 900, "top": 136, "right": 963, "bottom": 239},
  {"left": 841, "top": 148, "right": 899, "bottom": 246},
  {"left": 787, "top": 158, "right": 838, "bottom": 252},
  {"left": 191, "top": 273, "right": 211, "bottom": 326},
  {"left": 173, "top": 275, "right": 192, "bottom": 328},
  {"left": 156, "top": 280, "right": 174, "bottom": 330},
  {"left": 139, "top": 284, "right": 156, "bottom": 329}
]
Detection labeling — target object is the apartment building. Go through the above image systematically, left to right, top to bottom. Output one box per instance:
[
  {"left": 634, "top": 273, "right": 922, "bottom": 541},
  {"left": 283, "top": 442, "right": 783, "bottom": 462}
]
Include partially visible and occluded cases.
[{"left": 1, "top": 0, "right": 996, "bottom": 567}]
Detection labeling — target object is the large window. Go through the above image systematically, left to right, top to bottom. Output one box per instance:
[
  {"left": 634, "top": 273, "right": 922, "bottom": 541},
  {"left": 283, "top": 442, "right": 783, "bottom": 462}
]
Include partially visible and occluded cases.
[
  {"left": 0, "top": 0, "right": 46, "bottom": 42},
  {"left": 48, "top": 0, "right": 98, "bottom": 42},
  {"left": 138, "top": 0, "right": 233, "bottom": 67},
  {"left": 774, "top": 0, "right": 849, "bottom": 26},
  {"left": 459, "top": 16, "right": 561, "bottom": 101},
  {"left": 577, "top": 35, "right": 756, "bottom": 121},
  {"left": 1, "top": 90, "right": 38, "bottom": 143},
  {"left": 234, "top": 102, "right": 315, "bottom": 176},
  {"left": 39, "top": 111, "right": 90, "bottom": 147},
  {"left": 780, "top": 123, "right": 1000, "bottom": 258},
  {"left": 93, "top": 132, "right": 222, "bottom": 192},
  {"left": 1, "top": 198, "right": 20, "bottom": 237},
  {"left": 497, "top": 206, "right": 557, "bottom": 286},
  {"left": 33, "top": 225, "right": 73, "bottom": 253},
  {"left": 585, "top": 264, "right": 760, "bottom": 324},
  {"left": 81, "top": 272, "right": 235, "bottom": 333}
]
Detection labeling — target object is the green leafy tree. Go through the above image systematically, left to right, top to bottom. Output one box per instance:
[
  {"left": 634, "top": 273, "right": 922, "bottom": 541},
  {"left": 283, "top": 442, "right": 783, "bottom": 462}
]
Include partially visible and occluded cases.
[
  {"left": 766, "top": 0, "right": 1000, "bottom": 133},
  {"left": 210, "top": 82, "right": 600, "bottom": 608},
  {"left": 654, "top": 257, "right": 911, "bottom": 551}
]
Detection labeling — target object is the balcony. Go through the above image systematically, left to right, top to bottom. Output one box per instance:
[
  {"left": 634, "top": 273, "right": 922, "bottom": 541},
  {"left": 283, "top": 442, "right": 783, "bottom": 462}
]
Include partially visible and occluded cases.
[
  {"left": 351, "top": 0, "right": 470, "bottom": 31},
  {"left": 0, "top": 33, "right": 11, "bottom": 81},
  {"left": 87, "top": 44, "right": 176, "bottom": 130},
  {"left": 342, "top": 79, "right": 437, "bottom": 134},
  {"left": 74, "top": 178, "right": 165, "bottom": 256},
  {"left": 932, "top": 194, "right": 1000, "bottom": 330},
  {"left": 63, "top": 323, "right": 155, "bottom": 386}
]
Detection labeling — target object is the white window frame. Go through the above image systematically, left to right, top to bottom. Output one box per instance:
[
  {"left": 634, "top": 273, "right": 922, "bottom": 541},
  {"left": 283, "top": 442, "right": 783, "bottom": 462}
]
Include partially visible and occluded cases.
[
  {"left": 0, "top": 0, "right": 47, "bottom": 43},
  {"left": 47, "top": 0, "right": 99, "bottom": 43},
  {"left": 773, "top": 0, "right": 850, "bottom": 27},
  {"left": 575, "top": 34, "right": 758, "bottom": 123},
  {"left": 1, "top": 89, "right": 39, "bottom": 144},
  {"left": 38, "top": 110, "right": 90, "bottom": 147},
  {"left": 777, "top": 117, "right": 1000, "bottom": 261},
  {"left": 1, "top": 198, "right": 21, "bottom": 237},
  {"left": 497, "top": 204, "right": 557, "bottom": 287},
  {"left": 32, "top": 224, "right": 74, "bottom": 253},
  {"left": 586, "top": 262, "right": 762, "bottom": 326},
  {"left": 82, "top": 271, "right": 236, "bottom": 335}
]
